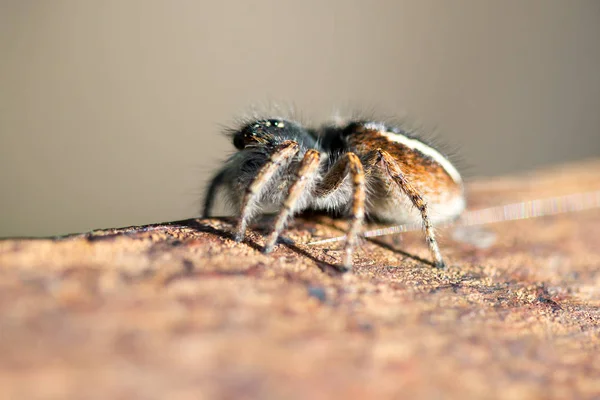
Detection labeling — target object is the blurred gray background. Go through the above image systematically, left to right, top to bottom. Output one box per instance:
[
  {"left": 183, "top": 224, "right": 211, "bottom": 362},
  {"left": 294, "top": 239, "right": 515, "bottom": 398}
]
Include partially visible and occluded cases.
[{"left": 1, "top": 0, "right": 599, "bottom": 237}]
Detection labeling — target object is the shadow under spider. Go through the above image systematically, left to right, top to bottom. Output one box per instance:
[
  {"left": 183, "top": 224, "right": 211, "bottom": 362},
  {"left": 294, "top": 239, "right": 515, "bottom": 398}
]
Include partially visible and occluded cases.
[
  {"left": 294, "top": 211, "right": 438, "bottom": 269},
  {"left": 185, "top": 216, "right": 434, "bottom": 273},
  {"left": 180, "top": 217, "right": 264, "bottom": 253},
  {"left": 183, "top": 217, "right": 342, "bottom": 274},
  {"left": 365, "top": 237, "right": 438, "bottom": 268},
  {"left": 280, "top": 242, "right": 348, "bottom": 276}
]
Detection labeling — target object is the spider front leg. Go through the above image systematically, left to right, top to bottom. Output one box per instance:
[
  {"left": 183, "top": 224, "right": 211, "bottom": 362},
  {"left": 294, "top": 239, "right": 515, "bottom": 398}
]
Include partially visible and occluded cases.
[
  {"left": 234, "top": 140, "right": 300, "bottom": 242},
  {"left": 263, "top": 149, "right": 322, "bottom": 253},
  {"left": 377, "top": 150, "right": 445, "bottom": 268},
  {"left": 315, "top": 152, "right": 366, "bottom": 270},
  {"left": 202, "top": 169, "right": 227, "bottom": 218}
]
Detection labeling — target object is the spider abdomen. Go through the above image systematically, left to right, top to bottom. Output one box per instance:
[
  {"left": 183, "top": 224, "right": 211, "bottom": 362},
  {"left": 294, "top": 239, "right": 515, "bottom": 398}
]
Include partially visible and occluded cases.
[{"left": 340, "top": 122, "right": 465, "bottom": 224}]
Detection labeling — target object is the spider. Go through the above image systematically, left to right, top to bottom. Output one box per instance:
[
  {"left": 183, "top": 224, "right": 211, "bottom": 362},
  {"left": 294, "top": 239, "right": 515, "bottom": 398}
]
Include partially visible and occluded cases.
[{"left": 203, "top": 117, "right": 465, "bottom": 270}]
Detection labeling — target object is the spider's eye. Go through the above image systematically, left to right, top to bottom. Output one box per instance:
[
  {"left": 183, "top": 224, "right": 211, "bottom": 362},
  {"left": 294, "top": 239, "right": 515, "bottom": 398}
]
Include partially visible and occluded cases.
[{"left": 268, "top": 119, "right": 285, "bottom": 128}]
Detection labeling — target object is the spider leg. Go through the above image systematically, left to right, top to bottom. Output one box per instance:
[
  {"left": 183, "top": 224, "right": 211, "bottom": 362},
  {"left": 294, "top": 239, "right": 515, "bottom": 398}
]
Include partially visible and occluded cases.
[
  {"left": 234, "top": 140, "right": 300, "bottom": 242},
  {"left": 263, "top": 149, "right": 322, "bottom": 253},
  {"left": 377, "top": 149, "right": 445, "bottom": 268},
  {"left": 314, "top": 152, "right": 366, "bottom": 270},
  {"left": 202, "top": 168, "right": 227, "bottom": 218}
]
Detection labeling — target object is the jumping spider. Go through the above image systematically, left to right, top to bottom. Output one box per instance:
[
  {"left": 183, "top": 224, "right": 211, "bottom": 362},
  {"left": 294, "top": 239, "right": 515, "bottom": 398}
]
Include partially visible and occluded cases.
[{"left": 203, "top": 117, "right": 465, "bottom": 270}]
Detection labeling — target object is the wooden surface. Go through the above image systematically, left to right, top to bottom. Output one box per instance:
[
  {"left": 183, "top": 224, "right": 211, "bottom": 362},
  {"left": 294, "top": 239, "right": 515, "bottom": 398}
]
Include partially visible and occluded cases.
[{"left": 1, "top": 160, "right": 600, "bottom": 399}]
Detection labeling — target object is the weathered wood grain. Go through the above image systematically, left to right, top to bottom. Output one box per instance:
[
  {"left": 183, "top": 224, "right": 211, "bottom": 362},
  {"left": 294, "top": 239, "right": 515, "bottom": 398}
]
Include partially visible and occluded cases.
[{"left": 1, "top": 160, "right": 600, "bottom": 399}]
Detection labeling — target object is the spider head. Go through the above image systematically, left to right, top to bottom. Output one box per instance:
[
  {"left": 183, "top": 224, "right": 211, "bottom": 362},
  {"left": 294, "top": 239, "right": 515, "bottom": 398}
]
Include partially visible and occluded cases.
[
  {"left": 231, "top": 119, "right": 316, "bottom": 150},
  {"left": 232, "top": 119, "right": 289, "bottom": 150}
]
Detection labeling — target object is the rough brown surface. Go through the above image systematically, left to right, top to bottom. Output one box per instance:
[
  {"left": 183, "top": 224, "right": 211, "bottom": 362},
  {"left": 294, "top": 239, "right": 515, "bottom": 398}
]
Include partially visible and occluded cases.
[{"left": 1, "top": 160, "right": 600, "bottom": 400}]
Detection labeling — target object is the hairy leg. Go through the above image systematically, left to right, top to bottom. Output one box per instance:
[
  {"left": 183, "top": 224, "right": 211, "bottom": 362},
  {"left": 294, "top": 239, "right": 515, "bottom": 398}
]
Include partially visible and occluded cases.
[
  {"left": 234, "top": 140, "right": 300, "bottom": 242},
  {"left": 263, "top": 149, "right": 322, "bottom": 253},
  {"left": 377, "top": 149, "right": 445, "bottom": 268},
  {"left": 314, "top": 152, "right": 366, "bottom": 270},
  {"left": 202, "top": 169, "right": 227, "bottom": 218}
]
